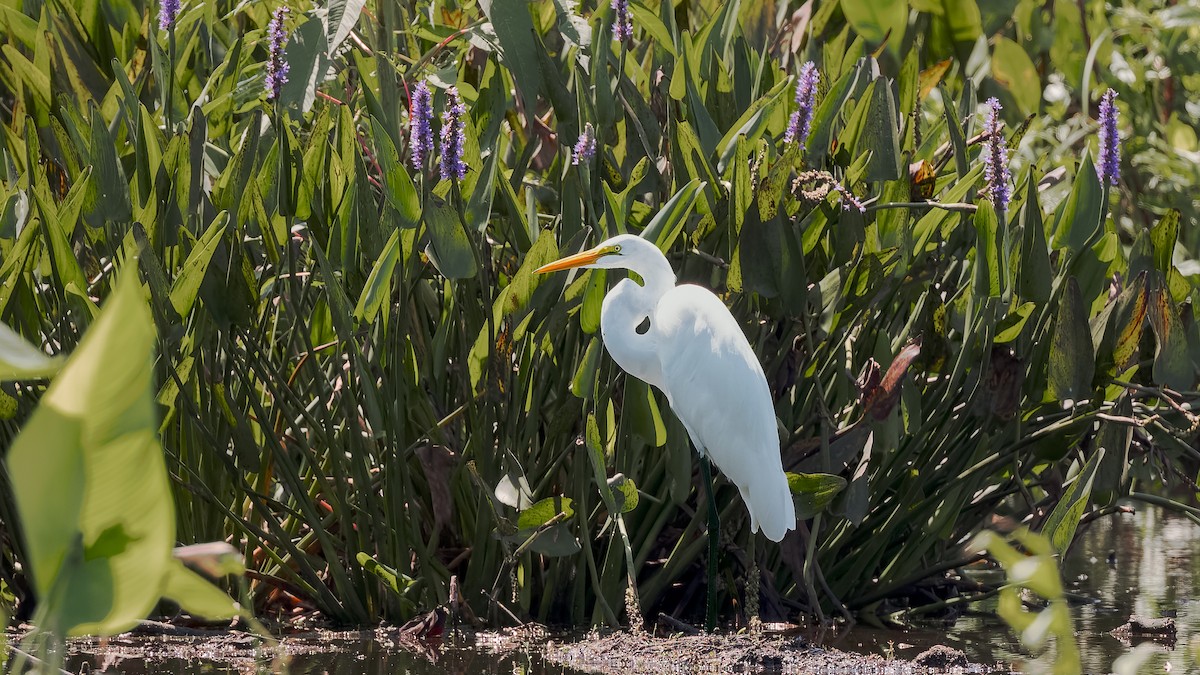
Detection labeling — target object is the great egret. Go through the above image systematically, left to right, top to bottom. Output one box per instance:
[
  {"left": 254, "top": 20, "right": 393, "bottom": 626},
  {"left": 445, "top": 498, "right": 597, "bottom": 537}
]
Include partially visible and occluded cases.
[{"left": 536, "top": 233, "right": 796, "bottom": 627}]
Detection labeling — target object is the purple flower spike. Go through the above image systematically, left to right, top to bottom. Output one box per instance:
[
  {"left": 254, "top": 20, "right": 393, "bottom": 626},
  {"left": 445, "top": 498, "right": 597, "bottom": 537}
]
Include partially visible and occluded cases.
[
  {"left": 159, "top": 0, "right": 180, "bottom": 31},
  {"left": 612, "top": 0, "right": 633, "bottom": 43},
  {"left": 265, "top": 7, "right": 290, "bottom": 101},
  {"left": 784, "top": 61, "right": 819, "bottom": 150},
  {"left": 409, "top": 82, "right": 434, "bottom": 170},
  {"left": 440, "top": 87, "right": 467, "bottom": 181},
  {"left": 1098, "top": 89, "right": 1120, "bottom": 186},
  {"left": 982, "top": 97, "right": 1012, "bottom": 214},
  {"left": 573, "top": 123, "right": 597, "bottom": 165},
  {"left": 835, "top": 182, "right": 866, "bottom": 213}
]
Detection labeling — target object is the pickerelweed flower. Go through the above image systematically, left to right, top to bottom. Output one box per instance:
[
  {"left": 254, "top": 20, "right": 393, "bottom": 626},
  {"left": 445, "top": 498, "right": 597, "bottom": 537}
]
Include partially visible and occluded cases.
[
  {"left": 159, "top": 0, "right": 180, "bottom": 31},
  {"left": 612, "top": 0, "right": 633, "bottom": 43},
  {"left": 265, "top": 7, "right": 290, "bottom": 101},
  {"left": 784, "top": 61, "right": 819, "bottom": 149},
  {"left": 409, "top": 82, "right": 434, "bottom": 170},
  {"left": 440, "top": 87, "right": 467, "bottom": 181},
  {"left": 1098, "top": 88, "right": 1120, "bottom": 186},
  {"left": 982, "top": 97, "right": 1011, "bottom": 214},
  {"left": 573, "top": 123, "right": 597, "bottom": 165},
  {"left": 835, "top": 182, "right": 866, "bottom": 213}
]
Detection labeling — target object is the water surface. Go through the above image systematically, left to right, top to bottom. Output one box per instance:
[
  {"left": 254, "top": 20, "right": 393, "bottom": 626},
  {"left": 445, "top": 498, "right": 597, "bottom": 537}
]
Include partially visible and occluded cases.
[
  {"left": 60, "top": 503, "right": 1198, "bottom": 674},
  {"left": 829, "top": 504, "right": 1197, "bottom": 672}
]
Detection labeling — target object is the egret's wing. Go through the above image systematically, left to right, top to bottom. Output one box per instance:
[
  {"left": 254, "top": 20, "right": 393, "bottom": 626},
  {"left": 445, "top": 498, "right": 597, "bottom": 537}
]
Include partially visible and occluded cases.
[{"left": 653, "top": 285, "right": 796, "bottom": 542}]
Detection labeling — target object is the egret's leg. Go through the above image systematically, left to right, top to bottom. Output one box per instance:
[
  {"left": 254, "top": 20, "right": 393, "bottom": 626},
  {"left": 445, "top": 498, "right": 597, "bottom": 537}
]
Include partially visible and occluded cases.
[
  {"left": 699, "top": 455, "right": 719, "bottom": 632},
  {"left": 747, "top": 534, "right": 762, "bottom": 632}
]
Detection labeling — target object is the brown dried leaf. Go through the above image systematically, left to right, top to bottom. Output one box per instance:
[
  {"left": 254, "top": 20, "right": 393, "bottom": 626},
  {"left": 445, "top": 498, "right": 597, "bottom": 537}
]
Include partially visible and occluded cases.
[{"left": 865, "top": 338, "right": 922, "bottom": 420}]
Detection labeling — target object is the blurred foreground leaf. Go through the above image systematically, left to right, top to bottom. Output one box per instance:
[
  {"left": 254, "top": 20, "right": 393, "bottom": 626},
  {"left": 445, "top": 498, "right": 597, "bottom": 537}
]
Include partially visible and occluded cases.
[{"left": 7, "top": 271, "right": 238, "bottom": 635}]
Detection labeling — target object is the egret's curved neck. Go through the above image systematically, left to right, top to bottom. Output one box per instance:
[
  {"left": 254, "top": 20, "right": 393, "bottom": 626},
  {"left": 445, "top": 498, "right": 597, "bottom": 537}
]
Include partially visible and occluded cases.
[{"left": 599, "top": 250, "right": 676, "bottom": 391}]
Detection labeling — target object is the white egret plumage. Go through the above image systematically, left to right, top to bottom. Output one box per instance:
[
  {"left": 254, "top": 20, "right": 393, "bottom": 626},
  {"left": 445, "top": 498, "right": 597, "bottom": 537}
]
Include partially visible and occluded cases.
[{"left": 536, "top": 234, "right": 796, "bottom": 626}]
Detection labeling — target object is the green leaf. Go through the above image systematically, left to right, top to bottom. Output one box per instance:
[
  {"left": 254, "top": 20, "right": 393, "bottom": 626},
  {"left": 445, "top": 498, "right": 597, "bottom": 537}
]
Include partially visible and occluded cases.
[
  {"left": 325, "top": 0, "right": 368, "bottom": 54},
  {"left": 478, "top": 0, "right": 544, "bottom": 113},
  {"left": 551, "top": 0, "right": 591, "bottom": 49},
  {"left": 841, "top": 0, "right": 907, "bottom": 53},
  {"left": 929, "top": 0, "right": 982, "bottom": 44},
  {"left": 628, "top": 3, "right": 676, "bottom": 55},
  {"left": 280, "top": 15, "right": 330, "bottom": 114},
  {"left": 991, "top": 37, "right": 1039, "bottom": 115},
  {"left": 808, "top": 59, "right": 869, "bottom": 166},
  {"left": 857, "top": 77, "right": 902, "bottom": 182},
  {"left": 715, "top": 78, "right": 791, "bottom": 173},
  {"left": 76, "top": 108, "right": 130, "bottom": 228},
  {"left": 371, "top": 119, "right": 421, "bottom": 228},
  {"left": 1052, "top": 153, "right": 1103, "bottom": 251},
  {"left": 1017, "top": 172, "right": 1052, "bottom": 304},
  {"left": 640, "top": 179, "right": 705, "bottom": 251},
  {"left": 424, "top": 196, "right": 478, "bottom": 279},
  {"left": 974, "top": 201, "right": 1002, "bottom": 298},
  {"left": 1149, "top": 209, "right": 1180, "bottom": 276},
  {"left": 169, "top": 213, "right": 228, "bottom": 318},
  {"left": 355, "top": 229, "right": 401, "bottom": 325},
  {"left": 8, "top": 270, "right": 174, "bottom": 636},
  {"left": 1048, "top": 277, "right": 1095, "bottom": 406},
  {"left": 995, "top": 302, "right": 1036, "bottom": 343},
  {"left": 0, "top": 322, "right": 62, "bottom": 380},
  {"left": 571, "top": 338, "right": 602, "bottom": 399},
  {"left": 1094, "top": 395, "right": 1133, "bottom": 496},
  {"left": 1041, "top": 449, "right": 1105, "bottom": 554},
  {"left": 786, "top": 472, "right": 848, "bottom": 519},
  {"left": 608, "top": 474, "right": 640, "bottom": 513},
  {"left": 517, "top": 496, "right": 575, "bottom": 529},
  {"left": 505, "top": 522, "right": 581, "bottom": 557},
  {"left": 356, "top": 552, "right": 416, "bottom": 597},
  {"left": 161, "top": 560, "right": 239, "bottom": 620}
]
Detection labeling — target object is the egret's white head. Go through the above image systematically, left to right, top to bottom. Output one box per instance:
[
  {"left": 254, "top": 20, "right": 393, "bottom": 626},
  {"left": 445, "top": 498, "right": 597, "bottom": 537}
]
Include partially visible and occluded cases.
[{"left": 534, "top": 234, "right": 660, "bottom": 274}]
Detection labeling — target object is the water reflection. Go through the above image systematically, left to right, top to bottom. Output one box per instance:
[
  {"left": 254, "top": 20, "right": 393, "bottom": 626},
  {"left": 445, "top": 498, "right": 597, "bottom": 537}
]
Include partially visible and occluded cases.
[{"left": 828, "top": 504, "right": 1199, "bottom": 672}]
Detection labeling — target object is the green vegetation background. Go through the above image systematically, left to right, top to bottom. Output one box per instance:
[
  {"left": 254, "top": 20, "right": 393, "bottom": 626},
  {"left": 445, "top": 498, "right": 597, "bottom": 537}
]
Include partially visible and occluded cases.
[{"left": 1, "top": 0, "right": 1200, "bottom": 630}]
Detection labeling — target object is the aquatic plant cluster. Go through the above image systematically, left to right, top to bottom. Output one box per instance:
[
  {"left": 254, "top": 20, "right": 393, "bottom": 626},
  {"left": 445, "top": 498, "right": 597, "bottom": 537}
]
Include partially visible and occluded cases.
[{"left": 1, "top": 0, "right": 1198, "bottom": 660}]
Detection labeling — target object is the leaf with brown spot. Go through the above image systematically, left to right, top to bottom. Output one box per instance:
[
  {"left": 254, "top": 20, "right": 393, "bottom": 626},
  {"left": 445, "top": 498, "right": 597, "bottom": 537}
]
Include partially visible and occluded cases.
[
  {"left": 918, "top": 58, "right": 952, "bottom": 101},
  {"left": 908, "top": 159, "right": 936, "bottom": 201},
  {"left": 1112, "top": 271, "right": 1148, "bottom": 372},
  {"left": 1148, "top": 285, "right": 1193, "bottom": 391}
]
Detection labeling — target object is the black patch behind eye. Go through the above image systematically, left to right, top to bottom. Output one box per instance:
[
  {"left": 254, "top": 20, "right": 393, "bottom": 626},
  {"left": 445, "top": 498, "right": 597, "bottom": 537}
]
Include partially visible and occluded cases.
[{"left": 635, "top": 316, "right": 651, "bottom": 334}]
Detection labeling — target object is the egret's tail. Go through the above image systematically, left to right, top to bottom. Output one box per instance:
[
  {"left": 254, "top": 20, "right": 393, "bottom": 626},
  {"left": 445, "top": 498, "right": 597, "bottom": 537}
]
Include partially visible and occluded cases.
[{"left": 744, "top": 474, "right": 797, "bottom": 543}]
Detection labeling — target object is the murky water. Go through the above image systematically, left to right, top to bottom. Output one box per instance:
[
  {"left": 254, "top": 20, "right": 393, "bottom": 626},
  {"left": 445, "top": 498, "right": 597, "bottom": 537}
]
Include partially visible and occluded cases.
[
  {"left": 54, "top": 503, "right": 1200, "bottom": 674},
  {"left": 830, "top": 503, "right": 1199, "bottom": 672}
]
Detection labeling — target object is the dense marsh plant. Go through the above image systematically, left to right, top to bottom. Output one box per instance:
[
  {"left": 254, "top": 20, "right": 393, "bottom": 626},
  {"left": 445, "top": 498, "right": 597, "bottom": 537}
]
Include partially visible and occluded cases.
[
  {"left": 611, "top": 0, "right": 633, "bottom": 43},
  {"left": 265, "top": 7, "right": 290, "bottom": 101},
  {"left": 784, "top": 61, "right": 818, "bottom": 149},
  {"left": 409, "top": 82, "right": 434, "bottom": 170},
  {"left": 439, "top": 87, "right": 467, "bottom": 180},
  {"left": 1098, "top": 89, "right": 1120, "bottom": 186},
  {"left": 982, "top": 97, "right": 1011, "bottom": 215},
  {"left": 573, "top": 123, "right": 597, "bottom": 165}
]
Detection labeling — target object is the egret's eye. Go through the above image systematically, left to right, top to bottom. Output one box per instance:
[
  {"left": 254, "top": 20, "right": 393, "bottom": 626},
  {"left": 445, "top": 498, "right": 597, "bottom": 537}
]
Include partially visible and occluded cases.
[{"left": 613, "top": 245, "right": 622, "bottom": 254}]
